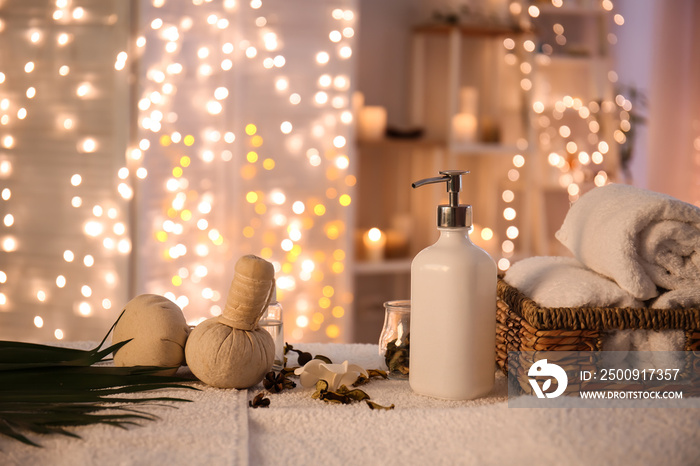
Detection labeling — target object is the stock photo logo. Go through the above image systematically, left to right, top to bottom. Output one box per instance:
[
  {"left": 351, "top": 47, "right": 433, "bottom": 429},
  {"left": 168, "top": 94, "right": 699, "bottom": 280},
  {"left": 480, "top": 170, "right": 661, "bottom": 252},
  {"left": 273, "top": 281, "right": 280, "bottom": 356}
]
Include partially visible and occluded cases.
[{"left": 528, "top": 359, "right": 569, "bottom": 399}]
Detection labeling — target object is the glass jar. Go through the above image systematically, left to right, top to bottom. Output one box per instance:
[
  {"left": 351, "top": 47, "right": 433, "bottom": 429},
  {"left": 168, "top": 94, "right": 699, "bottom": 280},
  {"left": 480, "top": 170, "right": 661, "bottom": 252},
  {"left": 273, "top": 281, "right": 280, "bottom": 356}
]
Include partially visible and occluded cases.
[
  {"left": 259, "top": 285, "right": 284, "bottom": 371},
  {"left": 378, "top": 300, "right": 410, "bottom": 379}
]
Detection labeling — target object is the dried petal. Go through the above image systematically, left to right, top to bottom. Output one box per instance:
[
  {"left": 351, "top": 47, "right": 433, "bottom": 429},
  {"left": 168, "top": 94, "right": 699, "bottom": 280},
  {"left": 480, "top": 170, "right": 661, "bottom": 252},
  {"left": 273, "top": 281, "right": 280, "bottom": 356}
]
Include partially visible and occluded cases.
[
  {"left": 384, "top": 334, "right": 410, "bottom": 376},
  {"left": 313, "top": 355, "right": 333, "bottom": 364},
  {"left": 354, "top": 369, "right": 388, "bottom": 386},
  {"left": 367, "top": 369, "right": 388, "bottom": 379},
  {"left": 353, "top": 374, "right": 369, "bottom": 386},
  {"left": 311, "top": 379, "right": 329, "bottom": 399},
  {"left": 315, "top": 379, "right": 329, "bottom": 391},
  {"left": 343, "top": 388, "right": 370, "bottom": 402},
  {"left": 320, "top": 391, "right": 349, "bottom": 404},
  {"left": 249, "top": 392, "right": 270, "bottom": 408},
  {"left": 366, "top": 400, "right": 395, "bottom": 410}
]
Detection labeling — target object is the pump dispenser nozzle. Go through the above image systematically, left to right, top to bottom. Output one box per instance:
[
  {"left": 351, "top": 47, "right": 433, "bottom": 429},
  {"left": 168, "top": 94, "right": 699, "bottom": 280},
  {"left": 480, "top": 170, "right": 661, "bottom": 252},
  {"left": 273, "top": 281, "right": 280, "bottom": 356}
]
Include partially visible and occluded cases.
[{"left": 412, "top": 170, "right": 472, "bottom": 228}]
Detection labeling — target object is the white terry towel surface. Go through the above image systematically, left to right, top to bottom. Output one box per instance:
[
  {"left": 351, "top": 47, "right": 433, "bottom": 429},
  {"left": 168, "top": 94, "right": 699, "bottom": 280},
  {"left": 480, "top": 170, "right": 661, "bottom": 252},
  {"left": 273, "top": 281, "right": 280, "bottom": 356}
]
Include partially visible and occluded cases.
[
  {"left": 555, "top": 183, "right": 700, "bottom": 300},
  {"left": 504, "top": 256, "right": 644, "bottom": 308},
  {"left": 249, "top": 344, "right": 700, "bottom": 466}
]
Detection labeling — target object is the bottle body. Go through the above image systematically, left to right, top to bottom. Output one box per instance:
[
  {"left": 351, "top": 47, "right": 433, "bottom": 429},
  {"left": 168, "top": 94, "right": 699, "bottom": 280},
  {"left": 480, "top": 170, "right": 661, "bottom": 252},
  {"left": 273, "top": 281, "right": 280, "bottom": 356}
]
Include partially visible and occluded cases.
[{"left": 409, "top": 227, "right": 497, "bottom": 400}]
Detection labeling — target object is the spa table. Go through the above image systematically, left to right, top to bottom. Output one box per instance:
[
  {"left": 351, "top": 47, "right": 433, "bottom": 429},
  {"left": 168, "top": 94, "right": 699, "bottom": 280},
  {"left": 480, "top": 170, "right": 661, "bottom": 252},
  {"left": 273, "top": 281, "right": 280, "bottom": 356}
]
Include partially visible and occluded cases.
[{"left": 2, "top": 342, "right": 700, "bottom": 466}]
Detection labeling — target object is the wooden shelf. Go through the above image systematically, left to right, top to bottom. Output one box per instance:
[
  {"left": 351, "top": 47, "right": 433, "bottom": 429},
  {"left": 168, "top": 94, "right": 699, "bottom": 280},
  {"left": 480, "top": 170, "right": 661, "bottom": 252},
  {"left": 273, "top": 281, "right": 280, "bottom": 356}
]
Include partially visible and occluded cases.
[
  {"left": 413, "top": 23, "right": 529, "bottom": 37},
  {"left": 356, "top": 137, "right": 443, "bottom": 150},
  {"left": 357, "top": 138, "right": 525, "bottom": 157},
  {"left": 449, "top": 142, "right": 526, "bottom": 156}
]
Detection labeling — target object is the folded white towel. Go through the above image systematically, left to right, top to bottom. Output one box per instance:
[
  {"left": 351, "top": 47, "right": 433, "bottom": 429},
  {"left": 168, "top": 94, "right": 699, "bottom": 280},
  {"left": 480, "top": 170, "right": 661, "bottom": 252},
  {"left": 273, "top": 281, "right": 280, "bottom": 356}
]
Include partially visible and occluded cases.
[
  {"left": 555, "top": 183, "right": 700, "bottom": 300},
  {"left": 504, "top": 256, "right": 644, "bottom": 308}
]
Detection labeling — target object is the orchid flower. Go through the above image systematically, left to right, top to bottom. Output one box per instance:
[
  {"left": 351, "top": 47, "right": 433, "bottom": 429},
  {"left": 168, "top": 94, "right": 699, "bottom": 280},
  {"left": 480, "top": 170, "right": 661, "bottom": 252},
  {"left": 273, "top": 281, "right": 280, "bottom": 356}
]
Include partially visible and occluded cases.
[{"left": 294, "top": 359, "right": 368, "bottom": 391}]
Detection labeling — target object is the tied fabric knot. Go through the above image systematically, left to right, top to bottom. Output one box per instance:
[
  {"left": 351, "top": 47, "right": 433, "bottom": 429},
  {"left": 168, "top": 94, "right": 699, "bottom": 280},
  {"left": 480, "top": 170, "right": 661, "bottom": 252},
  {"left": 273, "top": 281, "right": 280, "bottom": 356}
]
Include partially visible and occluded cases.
[{"left": 221, "top": 271, "right": 275, "bottom": 330}]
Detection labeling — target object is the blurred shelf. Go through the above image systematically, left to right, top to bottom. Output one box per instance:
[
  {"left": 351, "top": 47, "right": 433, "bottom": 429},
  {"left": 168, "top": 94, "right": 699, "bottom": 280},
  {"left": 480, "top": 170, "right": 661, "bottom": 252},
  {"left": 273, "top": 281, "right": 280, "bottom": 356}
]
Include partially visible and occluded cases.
[
  {"left": 536, "top": 4, "right": 609, "bottom": 17},
  {"left": 413, "top": 23, "right": 529, "bottom": 37},
  {"left": 535, "top": 53, "right": 603, "bottom": 66},
  {"left": 356, "top": 137, "right": 443, "bottom": 149},
  {"left": 357, "top": 138, "right": 526, "bottom": 156},
  {"left": 449, "top": 142, "right": 526, "bottom": 155},
  {"left": 353, "top": 259, "right": 412, "bottom": 275}
]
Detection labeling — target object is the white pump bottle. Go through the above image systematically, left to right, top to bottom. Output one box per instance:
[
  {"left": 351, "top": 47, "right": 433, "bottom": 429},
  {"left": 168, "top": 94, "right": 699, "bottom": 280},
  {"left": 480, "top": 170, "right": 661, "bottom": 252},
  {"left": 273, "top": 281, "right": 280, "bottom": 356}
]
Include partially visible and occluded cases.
[{"left": 409, "top": 170, "right": 497, "bottom": 400}]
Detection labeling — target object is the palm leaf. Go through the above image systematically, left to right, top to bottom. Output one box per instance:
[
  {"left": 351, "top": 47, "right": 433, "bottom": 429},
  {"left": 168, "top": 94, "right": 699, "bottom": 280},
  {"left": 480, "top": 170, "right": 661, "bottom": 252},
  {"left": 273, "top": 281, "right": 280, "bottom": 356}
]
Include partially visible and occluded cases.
[
  {"left": 0, "top": 309, "right": 198, "bottom": 448},
  {"left": 0, "top": 311, "right": 130, "bottom": 370},
  {"left": 0, "top": 365, "right": 192, "bottom": 391}
]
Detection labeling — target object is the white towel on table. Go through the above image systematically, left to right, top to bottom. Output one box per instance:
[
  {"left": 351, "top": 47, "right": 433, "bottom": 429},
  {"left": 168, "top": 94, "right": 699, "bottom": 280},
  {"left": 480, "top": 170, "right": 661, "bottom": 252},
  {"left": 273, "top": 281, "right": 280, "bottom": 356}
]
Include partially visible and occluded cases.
[
  {"left": 555, "top": 183, "right": 700, "bottom": 300},
  {"left": 504, "top": 256, "right": 644, "bottom": 308},
  {"left": 249, "top": 344, "right": 700, "bottom": 466},
  {"left": 2, "top": 351, "right": 249, "bottom": 466}
]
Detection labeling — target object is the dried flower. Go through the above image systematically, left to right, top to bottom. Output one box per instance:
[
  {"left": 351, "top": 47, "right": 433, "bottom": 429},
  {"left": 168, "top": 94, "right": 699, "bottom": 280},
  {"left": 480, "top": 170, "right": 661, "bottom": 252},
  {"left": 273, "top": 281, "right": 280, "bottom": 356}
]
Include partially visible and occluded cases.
[
  {"left": 274, "top": 347, "right": 394, "bottom": 411},
  {"left": 294, "top": 359, "right": 367, "bottom": 392},
  {"left": 262, "top": 370, "right": 296, "bottom": 393},
  {"left": 311, "top": 380, "right": 394, "bottom": 410}
]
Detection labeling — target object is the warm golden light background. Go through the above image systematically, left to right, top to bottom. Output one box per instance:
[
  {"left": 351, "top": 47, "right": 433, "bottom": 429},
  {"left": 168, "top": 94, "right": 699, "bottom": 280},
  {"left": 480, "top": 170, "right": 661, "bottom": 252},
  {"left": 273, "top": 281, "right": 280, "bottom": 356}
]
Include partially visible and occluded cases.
[{"left": 1, "top": 0, "right": 698, "bottom": 344}]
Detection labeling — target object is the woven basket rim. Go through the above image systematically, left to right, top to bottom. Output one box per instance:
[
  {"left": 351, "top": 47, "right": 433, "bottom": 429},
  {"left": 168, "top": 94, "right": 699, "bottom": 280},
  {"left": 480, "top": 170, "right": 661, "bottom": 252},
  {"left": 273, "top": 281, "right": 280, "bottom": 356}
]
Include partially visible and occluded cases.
[{"left": 497, "top": 279, "right": 700, "bottom": 331}]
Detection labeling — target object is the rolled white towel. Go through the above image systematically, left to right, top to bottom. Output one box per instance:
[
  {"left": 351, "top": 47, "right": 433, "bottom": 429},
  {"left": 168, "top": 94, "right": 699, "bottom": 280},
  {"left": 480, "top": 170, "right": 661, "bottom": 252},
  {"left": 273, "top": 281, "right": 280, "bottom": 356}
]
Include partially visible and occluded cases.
[
  {"left": 555, "top": 183, "right": 700, "bottom": 300},
  {"left": 504, "top": 256, "right": 644, "bottom": 309},
  {"left": 650, "top": 287, "right": 700, "bottom": 309}
]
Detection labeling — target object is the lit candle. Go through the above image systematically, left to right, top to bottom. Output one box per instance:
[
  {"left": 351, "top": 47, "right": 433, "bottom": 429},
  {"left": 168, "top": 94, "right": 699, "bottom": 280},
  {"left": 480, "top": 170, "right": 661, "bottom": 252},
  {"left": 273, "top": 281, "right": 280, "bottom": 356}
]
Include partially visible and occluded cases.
[
  {"left": 357, "top": 105, "right": 387, "bottom": 141},
  {"left": 452, "top": 113, "right": 478, "bottom": 143},
  {"left": 363, "top": 227, "right": 386, "bottom": 262}
]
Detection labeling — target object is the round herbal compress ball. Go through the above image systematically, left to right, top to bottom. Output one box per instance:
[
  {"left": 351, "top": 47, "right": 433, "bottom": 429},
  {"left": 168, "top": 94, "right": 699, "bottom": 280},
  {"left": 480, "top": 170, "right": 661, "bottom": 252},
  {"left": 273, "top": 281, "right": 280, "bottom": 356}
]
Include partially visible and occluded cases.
[
  {"left": 185, "top": 254, "right": 277, "bottom": 389},
  {"left": 112, "top": 294, "right": 190, "bottom": 375},
  {"left": 185, "top": 316, "right": 275, "bottom": 389}
]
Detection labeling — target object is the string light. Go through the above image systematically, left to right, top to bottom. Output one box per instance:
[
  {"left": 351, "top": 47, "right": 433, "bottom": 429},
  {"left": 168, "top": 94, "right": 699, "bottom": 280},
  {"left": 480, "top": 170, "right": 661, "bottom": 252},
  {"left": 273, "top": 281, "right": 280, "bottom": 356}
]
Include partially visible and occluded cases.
[
  {"left": 493, "top": 0, "right": 624, "bottom": 271},
  {"left": 134, "top": 1, "right": 356, "bottom": 343},
  {"left": 0, "top": 2, "right": 351, "bottom": 343}
]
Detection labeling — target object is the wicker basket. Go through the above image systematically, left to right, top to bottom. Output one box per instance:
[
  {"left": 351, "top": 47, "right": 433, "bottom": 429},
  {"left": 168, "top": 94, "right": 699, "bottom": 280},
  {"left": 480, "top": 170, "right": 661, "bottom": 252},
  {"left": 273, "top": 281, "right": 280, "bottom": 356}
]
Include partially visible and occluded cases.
[{"left": 496, "top": 279, "right": 700, "bottom": 376}]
